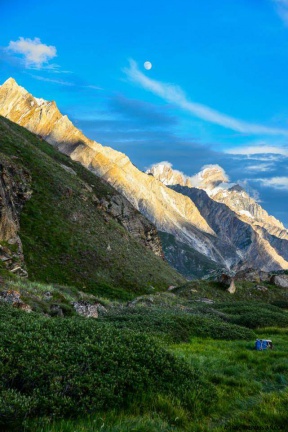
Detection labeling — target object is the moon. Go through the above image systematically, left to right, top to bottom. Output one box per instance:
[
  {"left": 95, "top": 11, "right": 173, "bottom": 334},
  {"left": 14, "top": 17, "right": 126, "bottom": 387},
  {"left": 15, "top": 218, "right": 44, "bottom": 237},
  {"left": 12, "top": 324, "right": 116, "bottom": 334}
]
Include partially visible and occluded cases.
[{"left": 144, "top": 61, "right": 152, "bottom": 70}]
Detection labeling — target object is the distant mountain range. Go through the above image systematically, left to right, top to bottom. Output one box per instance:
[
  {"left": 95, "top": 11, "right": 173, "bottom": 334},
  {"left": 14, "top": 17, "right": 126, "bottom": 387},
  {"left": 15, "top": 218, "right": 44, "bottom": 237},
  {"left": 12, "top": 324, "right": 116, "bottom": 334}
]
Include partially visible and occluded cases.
[{"left": 1, "top": 77, "right": 287, "bottom": 278}]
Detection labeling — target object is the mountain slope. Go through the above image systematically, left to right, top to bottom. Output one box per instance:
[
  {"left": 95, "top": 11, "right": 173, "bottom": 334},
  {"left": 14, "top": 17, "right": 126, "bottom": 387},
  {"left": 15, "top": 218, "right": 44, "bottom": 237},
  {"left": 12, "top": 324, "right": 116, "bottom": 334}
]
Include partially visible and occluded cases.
[
  {"left": 0, "top": 78, "right": 287, "bottom": 276},
  {"left": 0, "top": 116, "right": 184, "bottom": 298},
  {"left": 147, "top": 162, "right": 288, "bottom": 272},
  {"left": 171, "top": 185, "right": 288, "bottom": 272}
]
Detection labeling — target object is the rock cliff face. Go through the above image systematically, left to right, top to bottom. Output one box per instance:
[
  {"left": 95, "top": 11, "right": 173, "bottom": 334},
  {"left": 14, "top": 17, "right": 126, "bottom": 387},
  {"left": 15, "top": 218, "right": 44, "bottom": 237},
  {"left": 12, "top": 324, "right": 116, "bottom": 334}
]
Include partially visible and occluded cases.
[
  {"left": 1, "top": 78, "right": 287, "bottom": 276},
  {"left": 0, "top": 155, "right": 32, "bottom": 276},
  {"left": 171, "top": 186, "right": 288, "bottom": 272},
  {"left": 96, "top": 194, "right": 164, "bottom": 257}
]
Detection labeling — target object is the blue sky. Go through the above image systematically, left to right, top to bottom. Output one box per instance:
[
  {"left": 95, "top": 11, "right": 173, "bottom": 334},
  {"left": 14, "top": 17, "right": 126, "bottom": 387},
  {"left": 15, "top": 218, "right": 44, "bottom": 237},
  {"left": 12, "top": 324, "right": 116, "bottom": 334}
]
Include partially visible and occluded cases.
[{"left": 1, "top": 0, "right": 288, "bottom": 226}]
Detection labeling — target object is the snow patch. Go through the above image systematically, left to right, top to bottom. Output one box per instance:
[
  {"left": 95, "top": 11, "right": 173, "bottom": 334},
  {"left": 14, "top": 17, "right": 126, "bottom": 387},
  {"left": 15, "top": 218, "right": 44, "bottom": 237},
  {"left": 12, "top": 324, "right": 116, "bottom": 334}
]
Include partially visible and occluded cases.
[
  {"left": 34, "top": 97, "right": 46, "bottom": 106},
  {"left": 239, "top": 210, "right": 254, "bottom": 219}
]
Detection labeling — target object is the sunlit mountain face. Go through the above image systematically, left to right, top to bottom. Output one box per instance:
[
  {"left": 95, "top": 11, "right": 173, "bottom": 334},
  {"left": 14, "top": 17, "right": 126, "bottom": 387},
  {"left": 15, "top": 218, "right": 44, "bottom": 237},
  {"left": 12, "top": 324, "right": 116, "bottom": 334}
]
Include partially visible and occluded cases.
[{"left": 1, "top": 77, "right": 287, "bottom": 278}]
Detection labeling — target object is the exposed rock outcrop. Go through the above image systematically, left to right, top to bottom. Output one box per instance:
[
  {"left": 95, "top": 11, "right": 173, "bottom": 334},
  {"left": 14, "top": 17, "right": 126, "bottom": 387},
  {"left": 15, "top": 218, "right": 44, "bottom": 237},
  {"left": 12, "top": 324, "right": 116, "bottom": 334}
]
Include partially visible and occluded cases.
[
  {"left": 0, "top": 155, "right": 32, "bottom": 276},
  {"left": 97, "top": 194, "right": 163, "bottom": 257}
]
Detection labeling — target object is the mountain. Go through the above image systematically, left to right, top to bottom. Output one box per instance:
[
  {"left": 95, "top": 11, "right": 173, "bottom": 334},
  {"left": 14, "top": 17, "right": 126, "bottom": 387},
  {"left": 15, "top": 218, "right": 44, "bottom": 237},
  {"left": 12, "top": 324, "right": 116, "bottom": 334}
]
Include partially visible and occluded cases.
[
  {"left": 0, "top": 78, "right": 287, "bottom": 277},
  {"left": 0, "top": 115, "right": 184, "bottom": 298},
  {"left": 149, "top": 163, "right": 288, "bottom": 272}
]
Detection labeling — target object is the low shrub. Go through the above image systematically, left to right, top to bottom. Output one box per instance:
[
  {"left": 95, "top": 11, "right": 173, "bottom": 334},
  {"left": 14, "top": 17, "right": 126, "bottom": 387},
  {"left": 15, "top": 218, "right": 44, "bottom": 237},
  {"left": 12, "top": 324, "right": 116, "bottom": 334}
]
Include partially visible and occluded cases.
[
  {"left": 212, "top": 302, "right": 288, "bottom": 329},
  {"left": 0, "top": 305, "right": 212, "bottom": 427},
  {"left": 101, "top": 307, "right": 255, "bottom": 342}
]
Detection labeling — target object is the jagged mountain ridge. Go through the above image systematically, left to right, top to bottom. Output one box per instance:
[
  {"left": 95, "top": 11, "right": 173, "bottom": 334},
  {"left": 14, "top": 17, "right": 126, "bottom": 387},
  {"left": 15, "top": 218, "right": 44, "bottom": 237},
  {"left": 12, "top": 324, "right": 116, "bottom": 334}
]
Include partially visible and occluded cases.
[
  {"left": 0, "top": 78, "right": 287, "bottom": 275},
  {"left": 148, "top": 162, "right": 287, "bottom": 239},
  {"left": 149, "top": 162, "right": 288, "bottom": 272}
]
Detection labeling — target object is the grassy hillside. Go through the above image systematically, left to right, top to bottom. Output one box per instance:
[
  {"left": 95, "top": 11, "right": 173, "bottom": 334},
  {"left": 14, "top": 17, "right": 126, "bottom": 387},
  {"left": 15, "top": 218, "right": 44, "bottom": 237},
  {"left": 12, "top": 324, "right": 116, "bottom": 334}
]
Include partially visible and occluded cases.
[
  {"left": 0, "top": 116, "right": 184, "bottom": 299},
  {"left": 0, "top": 277, "right": 287, "bottom": 431}
]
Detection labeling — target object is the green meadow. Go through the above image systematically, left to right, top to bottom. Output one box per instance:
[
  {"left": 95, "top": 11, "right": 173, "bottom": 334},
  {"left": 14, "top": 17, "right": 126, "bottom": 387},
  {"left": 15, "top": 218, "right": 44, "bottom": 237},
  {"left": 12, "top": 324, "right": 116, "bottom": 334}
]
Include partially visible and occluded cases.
[{"left": 0, "top": 279, "right": 287, "bottom": 431}]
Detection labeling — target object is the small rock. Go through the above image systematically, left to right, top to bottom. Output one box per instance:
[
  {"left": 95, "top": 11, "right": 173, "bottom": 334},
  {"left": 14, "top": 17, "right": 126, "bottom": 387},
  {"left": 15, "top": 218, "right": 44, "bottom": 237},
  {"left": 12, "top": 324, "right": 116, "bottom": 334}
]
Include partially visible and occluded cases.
[
  {"left": 167, "top": 285, "right": 176, "bottom": 291},
  {"left": 255, "top": 285, "right": 268, "bottom": 292},
  {"left": 43, "top": 291, "right": 52, "bottom": 300},
  {"left": 195, "top": 298, "right": 214, "bottom": 304},
  {"left": 15, "top": 303, "right": 32, "bottom": 313},
  {"left": 50, "top": 304, "right": 64, "bottom": 317}
]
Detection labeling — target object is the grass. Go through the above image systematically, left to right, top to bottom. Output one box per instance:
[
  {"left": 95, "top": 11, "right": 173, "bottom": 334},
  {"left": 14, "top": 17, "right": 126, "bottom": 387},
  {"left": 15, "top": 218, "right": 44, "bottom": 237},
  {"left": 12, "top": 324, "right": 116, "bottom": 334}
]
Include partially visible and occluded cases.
[
  {"left": 0, "top": 116, "right": 184, "bottom": 300},
  {"left": 0, "top": 277, "right": 112, "bottom": 316},
  {"left": 24, "top": 327, "right": 288, "bottom": 432},
  {"left": 172, "top": 329, "right": 288, "bottom": 430}
]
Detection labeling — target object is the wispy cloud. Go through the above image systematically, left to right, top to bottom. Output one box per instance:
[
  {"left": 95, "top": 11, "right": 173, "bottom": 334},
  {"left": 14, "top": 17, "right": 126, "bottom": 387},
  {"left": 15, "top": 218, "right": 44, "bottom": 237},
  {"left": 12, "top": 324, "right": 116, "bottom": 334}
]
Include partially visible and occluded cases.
[
  {"left": 272, "top": 0, "right": 288, "bottom": 25},
  {"left": 6, "top": 37, "right": 57, "bottom": 69},
  {"left": 124, "top": 60, "right": 288, "bottom": 136},
  {"left": 29, "top": 74, "right": 102, "bottom": 91},
  {"left": 30, "top": 75, "right": 74, "bottom": 86},
  {"left": 86, "top": 85, "right": 103, "bottom": 91},
  {"left": 226, "top": 144, "right": 288, "bottom": 157},
  {"left": 245, "top": 163, "right": 274, "bottom": 172},
  {"left": 254, "top": 176, "right": 288, "bottom": 190}
]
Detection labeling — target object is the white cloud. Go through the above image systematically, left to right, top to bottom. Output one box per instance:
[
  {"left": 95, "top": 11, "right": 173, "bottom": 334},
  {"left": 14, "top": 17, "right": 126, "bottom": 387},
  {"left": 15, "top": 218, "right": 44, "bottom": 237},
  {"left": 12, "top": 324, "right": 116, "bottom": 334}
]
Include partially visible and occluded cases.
[
  {"left": 272, "top": 0, "right": 288, "bottom": 25},
  {"left": 7, "top": 37, "right": 57, "bottom": 69},
  {"left": 124, "top": 60, "right": 288, "bottom": 136},
  {"left": 226, "top": 145, "right": 288, "bottom": 157},
  {"left": 245, "top": 163, "right": 274, "bottom": 172},
  {"left": 255, "top": 176, "right": 288, "bottom": 190}
]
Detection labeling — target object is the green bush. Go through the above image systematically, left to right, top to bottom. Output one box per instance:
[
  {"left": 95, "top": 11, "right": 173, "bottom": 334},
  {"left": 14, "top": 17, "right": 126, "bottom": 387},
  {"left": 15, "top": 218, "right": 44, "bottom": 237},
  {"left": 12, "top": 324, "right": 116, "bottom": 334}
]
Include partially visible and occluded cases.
[
  {"left": 212, "top": 302, "right": 288, "bottom": 329},
  {"left": 0, "top": 305, "right": 211, "bottom": 426},
  {"left": 101, "top": 307, "right": 255, "bottom": 342}
]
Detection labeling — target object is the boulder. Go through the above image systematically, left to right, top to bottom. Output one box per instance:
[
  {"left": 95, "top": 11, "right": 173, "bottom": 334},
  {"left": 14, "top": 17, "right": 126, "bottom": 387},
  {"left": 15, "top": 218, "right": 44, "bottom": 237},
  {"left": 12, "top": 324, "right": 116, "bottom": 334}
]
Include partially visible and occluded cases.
[
  {"left": 235, "top": 268, "right": 260, "bottom": 283},
  {"left": 259, "top": 271, "right": 270, "bottom": 282},
  {"left": 218, "top": 273, "right": 232, "bottom": 286},
  {"left": 270, "top": 274, "right": 288, "bottom": 289},
  {"left": 227, "top": 278, "right": 236, "bottom": 294},
  {"left": 0, "top": 289, "right": 21, "bottom": 304},
  {"left": 0, "top": 290, "right": 32, "bottom": 312},
  {"left": 72, "top": 301, "right": 106, "bottom": 318}
]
